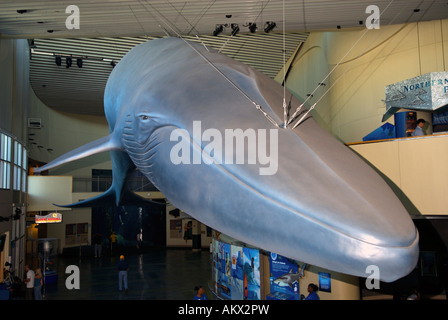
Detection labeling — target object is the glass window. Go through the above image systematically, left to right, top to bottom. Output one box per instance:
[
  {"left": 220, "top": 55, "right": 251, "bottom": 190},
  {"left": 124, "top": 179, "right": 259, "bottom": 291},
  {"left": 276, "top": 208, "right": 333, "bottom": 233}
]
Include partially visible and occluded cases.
[
  {"left": 1, "top": 134, "right": 11, "bottom": 161},
  {"left": 14, "top": 141, "right": 21, "bottom": 165},
  {"left": 22, "top": 147, "right": 27, "bottom": 169},
  {"left": 0, "top": 161, "right": 10, "bottom": 189},
  {"left": 13, "top": 165, "right": 20, "bottom": 191},
  {"left": 22, "top": 168, "right": 27, "bottom": 192}
]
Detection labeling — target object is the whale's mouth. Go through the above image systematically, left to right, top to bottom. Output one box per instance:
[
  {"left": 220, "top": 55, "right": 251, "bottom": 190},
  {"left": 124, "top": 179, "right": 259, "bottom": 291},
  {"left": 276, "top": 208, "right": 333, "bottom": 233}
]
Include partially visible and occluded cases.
[{"left": 122, "top": 113, "right": 178, "bottom": 181}]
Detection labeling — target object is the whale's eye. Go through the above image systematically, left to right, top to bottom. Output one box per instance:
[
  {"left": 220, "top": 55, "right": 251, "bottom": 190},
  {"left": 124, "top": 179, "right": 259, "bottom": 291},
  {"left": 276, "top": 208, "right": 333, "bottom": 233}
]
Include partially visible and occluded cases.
[{"left": 138, "top": 114, "right": 151, "bottom": 121}]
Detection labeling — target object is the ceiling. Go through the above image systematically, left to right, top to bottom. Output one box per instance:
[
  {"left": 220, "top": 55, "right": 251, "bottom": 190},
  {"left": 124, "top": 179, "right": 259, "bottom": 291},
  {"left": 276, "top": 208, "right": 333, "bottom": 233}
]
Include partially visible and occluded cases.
[
  {"left": 1, "top": 0, "right": 447, "bottom": 115},
  {"left": 1, "top": 0, "right": 447, "bottom": 38},
  {"left": 28, "top": 33, "right": 308, "bottom": 115}
]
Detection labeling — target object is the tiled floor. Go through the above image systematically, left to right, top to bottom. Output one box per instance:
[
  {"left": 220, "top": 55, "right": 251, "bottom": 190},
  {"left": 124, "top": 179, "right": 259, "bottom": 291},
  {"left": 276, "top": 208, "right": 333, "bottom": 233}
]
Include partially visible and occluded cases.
[{"left": 42, "top": 247, "right": 214, "bottom": 300}]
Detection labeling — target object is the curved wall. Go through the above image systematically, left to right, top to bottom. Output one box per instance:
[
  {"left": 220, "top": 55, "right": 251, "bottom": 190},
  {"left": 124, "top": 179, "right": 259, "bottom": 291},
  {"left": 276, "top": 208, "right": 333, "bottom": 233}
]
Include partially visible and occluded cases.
[{"left": 280, "top": 19, "right": 448, "bottom": 143}]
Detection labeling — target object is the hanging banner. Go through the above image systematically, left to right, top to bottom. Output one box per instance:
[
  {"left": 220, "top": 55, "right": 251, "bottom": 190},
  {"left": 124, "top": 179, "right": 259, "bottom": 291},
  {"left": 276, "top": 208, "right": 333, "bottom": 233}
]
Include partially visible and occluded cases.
[
  {"left": 382, "top": 72, "right": 448, "bottom": 121},
  {"left": 35, "top": 212, "right": 62, "bottom": 224}
]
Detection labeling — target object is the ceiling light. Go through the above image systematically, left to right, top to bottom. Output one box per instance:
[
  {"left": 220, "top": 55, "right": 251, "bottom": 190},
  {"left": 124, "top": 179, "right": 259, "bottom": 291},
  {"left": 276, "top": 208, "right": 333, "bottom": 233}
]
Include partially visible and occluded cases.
[
  {"left": 16, "top": 9, "right": 27, "bottom": 14},
  {"left": 264, "top": 21, "right": 276, "bottom": 33},
  {"left": 231, "top": 23, "right": 239, "bottom": 36},
  {"left": 248, "top": 23, "right": 257, "bottom": 33},
  {"left": 213, "top": 24, "right": 224, "bottom": 36},
  {"left": 55, "top": 56, "right": 62, "bottom": 66},
  {"left": 66, "top": 57, "right": 72, "bottom": 68},
  {"left": 77, "top": 58, "right": 83, "bottom": 68}
]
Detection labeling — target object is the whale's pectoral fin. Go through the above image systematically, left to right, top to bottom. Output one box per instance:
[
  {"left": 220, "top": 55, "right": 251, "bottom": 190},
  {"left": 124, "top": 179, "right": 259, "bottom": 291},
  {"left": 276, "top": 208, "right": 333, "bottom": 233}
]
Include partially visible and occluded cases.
[
  {"left": 33, "top": 135, "right": 163, "bottom": 208},
  {"left": 33, "top": 135, "right": 121, "bottom": 173},
  {"left": 60, "top": 150, "right": 164, "bottom": 208},
  {"left": 55, "top": 183, "right": 164, "bottom": 208}
]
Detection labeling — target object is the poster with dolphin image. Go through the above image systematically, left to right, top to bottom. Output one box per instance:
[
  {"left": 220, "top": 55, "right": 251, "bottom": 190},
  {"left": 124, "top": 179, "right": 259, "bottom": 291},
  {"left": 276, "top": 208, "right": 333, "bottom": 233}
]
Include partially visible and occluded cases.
[{"left": 268, "top": 252, "right": 300, "bottom": 300}]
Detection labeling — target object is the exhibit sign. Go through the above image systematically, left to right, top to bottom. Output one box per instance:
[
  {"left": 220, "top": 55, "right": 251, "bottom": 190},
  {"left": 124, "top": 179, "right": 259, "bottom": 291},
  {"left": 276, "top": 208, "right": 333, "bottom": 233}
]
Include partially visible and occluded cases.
[
  {"left": 383, "top": 72, "right": 448, "bottom": 121},
  {"left": 35, "top": 212, "right": 62, "bottom": 224},
  {"left": 211, "top": 239, "right": 260, "bottom": 300},
  {"left": 219, "top": 242, "right": 232, "bottom": 299},
  {"left": 230, "top": 245, "right": 244, "bottom": 300},
  {"left": 243, "top": 247, "right": 260, "bottom": 300},
  {"left": 268, "top": 252, "right": 300, "bottom": 300},
  {"left": 318, "top": 272, "right": 332, "bottom": 293}
]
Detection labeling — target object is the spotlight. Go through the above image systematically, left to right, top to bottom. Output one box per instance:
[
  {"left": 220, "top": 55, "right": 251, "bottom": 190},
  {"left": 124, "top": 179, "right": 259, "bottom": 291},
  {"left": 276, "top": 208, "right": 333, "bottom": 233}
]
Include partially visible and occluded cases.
[
  {"left": 264, "top": 21, "right": 276, "bottom": 33},
  {"left": 230, "top": 23, "right": 239, "bottom": 36},
  {"left": 248, "top": 23, "right": 257, "bottom": 33},
  {"left": 213, "top": 24, "right": 224, "bottom": 36},
  {"left": 55, "top": 56, "right": 62, "bottom": 66},
  {"left": 66, "top": 57, "right": 72, "bottom": 68},
  {"left": 76, "top": 58, "right": 83, "bottom": 68},
  {"left": 110, "top": 61, "right": 116, "bottom": 68}
]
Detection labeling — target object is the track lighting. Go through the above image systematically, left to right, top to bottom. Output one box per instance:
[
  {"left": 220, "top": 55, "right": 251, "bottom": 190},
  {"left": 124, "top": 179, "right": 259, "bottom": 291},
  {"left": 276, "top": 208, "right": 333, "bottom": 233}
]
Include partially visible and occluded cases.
[
  {"left": 264, "top": 21, "right": 276, "bottom": 33},
  {"left": 230, "top": 23, "right": 239, "bottom": 36},
  {"left": 248, "top": 23, "right": 257, "bottom": 33},
  {"left": 213, "top": 24, "right": 224, "bottom": 36},
  {"left": 55, "top": 56, "right": 62, "bottom": 66},
  {"left": 66, "top": 57, "right": 72, "bottom": 68},
  {"left": 76, "top": 58, "right": 83, "bottom": 68}
]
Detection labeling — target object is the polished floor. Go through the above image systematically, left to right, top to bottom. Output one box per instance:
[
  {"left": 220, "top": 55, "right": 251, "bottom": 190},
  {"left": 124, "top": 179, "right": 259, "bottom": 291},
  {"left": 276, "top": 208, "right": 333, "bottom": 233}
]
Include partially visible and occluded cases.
[{"left": 42, "top": 247, "right": 214, "bottom": 300}]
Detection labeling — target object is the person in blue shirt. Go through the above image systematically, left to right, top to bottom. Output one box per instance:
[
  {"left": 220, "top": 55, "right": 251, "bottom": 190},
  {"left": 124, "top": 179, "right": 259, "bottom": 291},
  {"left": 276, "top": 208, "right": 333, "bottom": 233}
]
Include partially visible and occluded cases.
[
  {"left": 412, "top": 119, "right": 426, "bottom": 136},
  {"left": 117, "top": 255, "right": 129, "bottom": 293},
  {"left": 302, "top": 283, "right": 320, "bottom": 300},
  {"left": 193, "top": 285, "right": 208, "bottom": 300}
]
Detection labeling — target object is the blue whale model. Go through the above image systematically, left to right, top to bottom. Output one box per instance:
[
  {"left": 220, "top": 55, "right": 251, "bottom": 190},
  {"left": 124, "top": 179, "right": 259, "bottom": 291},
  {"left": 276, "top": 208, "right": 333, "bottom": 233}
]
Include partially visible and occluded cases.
[{"left": 34, "top": 37, "right": 418, "bottom": 282}]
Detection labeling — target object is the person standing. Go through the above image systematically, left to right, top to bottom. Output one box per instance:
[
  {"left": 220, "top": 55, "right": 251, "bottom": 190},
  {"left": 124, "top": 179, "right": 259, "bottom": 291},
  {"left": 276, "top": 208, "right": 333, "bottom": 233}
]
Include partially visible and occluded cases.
[
  {"left": 412, "top": 119, "right": 426, "bottom": 136},
  {"left": 136, "top": 229, "right": 143, "bottom": 248},
  {"left": 110, "top": 232, "right": 117, "bottom": 254},
  {"left": 94, "top": 233, "right": 102, "bottom": 258},
  {"left": 117, "top": 255, "right": 129, "bottom": 293},
  {"left": 24, "top": 265, "right": 35, "bottom": 300},
  {"left": 34, "top": 268, "right": 43, "bottom": 300},
  {"left": 302, "top": 283, "right": 320, "bottom": 300},
  {"left": 193, "top": 285, "right": 208, "bottom": 300}
]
